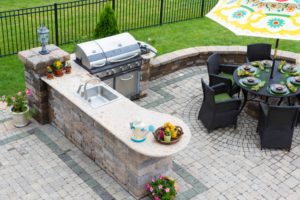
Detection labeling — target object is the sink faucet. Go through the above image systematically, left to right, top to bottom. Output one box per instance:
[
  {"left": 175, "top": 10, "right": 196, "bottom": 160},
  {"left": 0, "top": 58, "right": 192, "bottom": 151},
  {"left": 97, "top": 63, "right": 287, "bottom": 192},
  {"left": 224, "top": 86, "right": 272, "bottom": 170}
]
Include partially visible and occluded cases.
[
  {"left": 83, "top": 77, "right": 102, "bottom": 100},
  {"left": 77, "top": 84, "right": 84, "bottom": 96}
]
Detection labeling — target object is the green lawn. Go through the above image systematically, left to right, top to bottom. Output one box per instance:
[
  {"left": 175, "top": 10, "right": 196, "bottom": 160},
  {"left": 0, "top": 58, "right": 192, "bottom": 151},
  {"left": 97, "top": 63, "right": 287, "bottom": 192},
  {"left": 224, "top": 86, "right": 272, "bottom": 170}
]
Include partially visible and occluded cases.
[
  {"left": 0, "top": 0, "right": 71, "bottom": 11},
  {"left": 1, "top": 17, "right": 300, "bottom": 96}
]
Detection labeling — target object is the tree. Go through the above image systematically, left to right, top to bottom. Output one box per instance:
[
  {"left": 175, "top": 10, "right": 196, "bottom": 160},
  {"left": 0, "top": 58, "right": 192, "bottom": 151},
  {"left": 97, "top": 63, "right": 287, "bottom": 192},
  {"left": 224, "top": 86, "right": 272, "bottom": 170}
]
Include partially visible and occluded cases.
[{"left": 94, "top": 4, "right": 119, "bottom": 38}]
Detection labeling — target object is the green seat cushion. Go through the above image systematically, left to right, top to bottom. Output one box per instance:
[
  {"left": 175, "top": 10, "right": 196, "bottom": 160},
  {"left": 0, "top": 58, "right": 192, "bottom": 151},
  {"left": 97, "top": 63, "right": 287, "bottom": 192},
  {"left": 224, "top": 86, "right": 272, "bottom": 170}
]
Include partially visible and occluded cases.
[
  {"left": 219, "top": 72, "right": 234, "bottom": 85},
  {"left": 214, "top": 93, "right": 231, "bottom": 103}
]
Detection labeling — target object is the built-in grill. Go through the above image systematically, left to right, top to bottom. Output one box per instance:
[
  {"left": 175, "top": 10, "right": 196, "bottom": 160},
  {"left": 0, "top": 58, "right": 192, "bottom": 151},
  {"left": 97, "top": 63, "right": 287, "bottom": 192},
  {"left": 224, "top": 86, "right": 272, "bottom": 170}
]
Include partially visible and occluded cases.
[{"left": 75, "top": 32, "right": 154, "bottom": 99}]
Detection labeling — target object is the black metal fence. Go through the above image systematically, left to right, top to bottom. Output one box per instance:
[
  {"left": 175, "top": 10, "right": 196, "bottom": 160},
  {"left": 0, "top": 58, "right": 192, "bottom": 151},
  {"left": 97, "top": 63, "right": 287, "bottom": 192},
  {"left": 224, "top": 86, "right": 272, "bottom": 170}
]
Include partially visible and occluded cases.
[{"left": 0, "top": 0, "right": 217, "bottom": 57}]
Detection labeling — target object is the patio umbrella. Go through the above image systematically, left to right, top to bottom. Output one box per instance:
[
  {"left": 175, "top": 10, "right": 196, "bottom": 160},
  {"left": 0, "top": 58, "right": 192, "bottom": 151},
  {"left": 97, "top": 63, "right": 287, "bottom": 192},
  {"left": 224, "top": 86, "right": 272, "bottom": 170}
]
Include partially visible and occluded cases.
[{"left": 206, "top": 0, "right": 300, "bottom": 79}]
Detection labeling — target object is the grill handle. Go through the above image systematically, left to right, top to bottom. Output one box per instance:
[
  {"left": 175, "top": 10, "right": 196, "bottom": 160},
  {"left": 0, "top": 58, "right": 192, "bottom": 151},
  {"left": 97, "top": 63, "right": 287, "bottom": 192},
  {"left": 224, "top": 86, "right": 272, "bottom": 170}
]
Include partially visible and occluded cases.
[
  {"left": 110, "top": 53, "right": 139, "bottom": 63},
  {"left": 91, "top": 62, "right": 106, "bottom": 68},
  {"left": 120, "top": 74, "right": 134, "bottom": 81}
]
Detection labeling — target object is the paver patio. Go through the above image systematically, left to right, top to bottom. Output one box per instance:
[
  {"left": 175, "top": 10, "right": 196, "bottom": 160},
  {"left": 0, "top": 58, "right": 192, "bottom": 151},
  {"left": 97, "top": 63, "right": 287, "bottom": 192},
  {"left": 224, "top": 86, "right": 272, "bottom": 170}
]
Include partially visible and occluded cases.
[{"left": 1, "top": 66, "right": 300, "bottom": 199}]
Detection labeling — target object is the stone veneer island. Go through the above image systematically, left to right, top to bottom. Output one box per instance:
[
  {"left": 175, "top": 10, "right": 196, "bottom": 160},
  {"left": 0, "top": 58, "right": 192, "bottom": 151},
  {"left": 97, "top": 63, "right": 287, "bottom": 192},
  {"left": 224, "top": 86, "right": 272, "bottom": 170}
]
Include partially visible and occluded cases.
[{"left": 19, "top": 46, "right": 191, "bottom": 199}]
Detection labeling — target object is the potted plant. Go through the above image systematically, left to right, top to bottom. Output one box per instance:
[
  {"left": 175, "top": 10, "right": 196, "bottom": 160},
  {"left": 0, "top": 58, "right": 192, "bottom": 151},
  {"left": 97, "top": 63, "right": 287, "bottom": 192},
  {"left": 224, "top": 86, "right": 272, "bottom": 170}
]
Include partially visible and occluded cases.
[
  {"left": 53, "top": 60, "right": 64, "bottom": 77},
  {"left": 65, "top": 60, "right": 72, "bottom": 74},
  {"left": 47, "top": 66, "right": 54, "bottom": 79},
  {"left": 2, "top": 89, "right": 33, "bottom": 127},
  {"left": 163, "top": 122, "right": 177, "bottom": 143},
  {"left": 146, "top": 175, "right": 178, "bottom": 200}
]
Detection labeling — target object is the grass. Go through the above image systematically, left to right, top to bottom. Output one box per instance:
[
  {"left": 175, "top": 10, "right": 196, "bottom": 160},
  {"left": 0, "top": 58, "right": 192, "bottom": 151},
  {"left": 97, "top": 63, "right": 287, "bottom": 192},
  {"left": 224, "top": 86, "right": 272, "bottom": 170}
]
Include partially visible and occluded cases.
[
  {"left": 0, "top": 0, "right": 71, "bottom": 11},
  {"left": 0, "top": 0, "right": 212, "bottom": 56},
  {"left": 1, "top": 17, "right": 300, "bottom": 96}
]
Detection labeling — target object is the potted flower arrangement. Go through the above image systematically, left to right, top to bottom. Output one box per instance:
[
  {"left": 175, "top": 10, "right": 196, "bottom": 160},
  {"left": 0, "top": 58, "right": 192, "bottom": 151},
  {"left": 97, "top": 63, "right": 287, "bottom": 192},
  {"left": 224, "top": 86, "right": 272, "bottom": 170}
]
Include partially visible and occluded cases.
[
  {"left": 53, "top": 60, "right": 64, "bottom": 77},
  {"left": 65, "top": 60, "right": 72, "bottom": 74},
  {"left": 47, "top": 66, "right": 53, "bottom": 79},
  {"left": 1, "top": 89, "right": 33, "bottom": 127},
  {"left": 154, "top": 122, "right": 183, "bottom": 144},
  {"left": 163, "top": 122, "right": 177, "bottom": 142},
  {"left": 146, "top": 176, "right": 178, "bottom": 200}
]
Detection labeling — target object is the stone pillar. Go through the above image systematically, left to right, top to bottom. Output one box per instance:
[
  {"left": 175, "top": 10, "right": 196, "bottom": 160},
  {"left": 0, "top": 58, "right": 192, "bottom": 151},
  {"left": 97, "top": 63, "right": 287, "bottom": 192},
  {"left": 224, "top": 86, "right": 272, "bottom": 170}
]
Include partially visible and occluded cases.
[
  {"left": 18, "top": 44, "right": 70, "bottom": 124},
  {"left": 140, "top": 58, "right": 151, "bottom": 96}
]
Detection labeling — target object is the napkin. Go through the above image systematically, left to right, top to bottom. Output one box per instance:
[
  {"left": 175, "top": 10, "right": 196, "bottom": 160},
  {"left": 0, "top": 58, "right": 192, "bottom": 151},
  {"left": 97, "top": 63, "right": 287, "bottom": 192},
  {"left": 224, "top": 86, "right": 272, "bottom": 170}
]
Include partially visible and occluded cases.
[
  {"left": 278, "top": 60, "right": 286, "bottom": 72},
  {"left": 251, "top": 61, "right": 264, "bottom": 70},
  {"left": 237, "top": 69, "right": 253, "bottom": 76},
  {"left": 290, "top": 71, "right": 300, "bottom": 76},
  {"left": 251, "top": 81, "right": 266, "bottom": 91},
  {"left": 286, "top": 82, "right": 297, "bottom": 93}
]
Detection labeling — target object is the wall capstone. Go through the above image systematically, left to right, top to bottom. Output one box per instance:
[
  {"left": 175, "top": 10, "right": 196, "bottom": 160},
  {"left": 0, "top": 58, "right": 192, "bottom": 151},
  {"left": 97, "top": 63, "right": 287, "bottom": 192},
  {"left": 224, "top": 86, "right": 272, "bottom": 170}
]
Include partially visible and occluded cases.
[{"left": 149, "top": 46, "right": 300, "bottom": 80}]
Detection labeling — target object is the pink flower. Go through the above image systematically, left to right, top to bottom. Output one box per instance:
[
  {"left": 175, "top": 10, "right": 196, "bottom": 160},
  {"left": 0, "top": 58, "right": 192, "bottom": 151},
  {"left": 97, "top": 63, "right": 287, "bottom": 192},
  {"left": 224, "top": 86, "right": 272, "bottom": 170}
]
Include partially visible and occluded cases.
[
  {"left": 26, "top": 89, "right": 32, "bottom": 96},
  {"left": 17, "top": 91, "right": 22, "bottom": 96},
  {"left": 1, "top": 95, "right": 5, "bottom": 102},
  {"left": 11, "top": 96, "right": 16, "bottom": 102},
  {"left": 159, "top": 175, "right": 164, "bottom": 179},
  {"left": 151, "top": 178, "right": 155, "bottom": 182},
  {"left": 145, "top": 184, "right": 150, "bottom": 190},
  {"left": 158, "top": 185, "right": 163, "bottom": 190},
  {"left": 149, "top": 187, "right": 153, "bottom": 192},
  {"left": 165, "top": 188, "right": 170, "bottom": 193},
  {"left": 152, "top": 193, "right": 155, "bottom": 196},
  {"left": 154, "top": 197, "right": 160, "bottom": 200}
]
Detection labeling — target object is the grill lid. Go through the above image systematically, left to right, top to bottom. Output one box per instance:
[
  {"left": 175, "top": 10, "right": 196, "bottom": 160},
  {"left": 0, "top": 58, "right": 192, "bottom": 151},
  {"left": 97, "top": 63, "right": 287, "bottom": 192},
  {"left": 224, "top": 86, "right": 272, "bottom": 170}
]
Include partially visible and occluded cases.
[
  {"left": 75, "top": 32, "right": 141, "bottom": 69},
  {"left": 95, "top": 32, "right": 141, "bottom": 63},
  {"left": 75, "top": 41, "right": 106, "bottom": 68}
]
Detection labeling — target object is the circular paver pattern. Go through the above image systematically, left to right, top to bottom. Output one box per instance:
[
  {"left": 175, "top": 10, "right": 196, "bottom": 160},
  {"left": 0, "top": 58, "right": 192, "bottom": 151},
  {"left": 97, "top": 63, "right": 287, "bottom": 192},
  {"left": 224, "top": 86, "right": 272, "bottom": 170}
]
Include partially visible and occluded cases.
[{"left": 181, "top": 93, "right": 300, "bottom": 157}]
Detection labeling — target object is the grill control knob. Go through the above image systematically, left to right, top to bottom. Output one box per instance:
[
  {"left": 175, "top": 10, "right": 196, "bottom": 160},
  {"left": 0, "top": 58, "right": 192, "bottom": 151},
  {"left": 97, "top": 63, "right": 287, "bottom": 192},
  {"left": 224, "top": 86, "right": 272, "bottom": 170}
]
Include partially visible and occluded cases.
[
  {"left": 135, "top": 61, "right": 140, "bottom": 66},
  {"left": 120, "top": 66, "right": 125, "bottom": 71},
  {"left": 111, "top": 69, "right": 117, "bottom": 74},
  {"left": 106, "top": 70, "right": 111, "bottom": 75}
]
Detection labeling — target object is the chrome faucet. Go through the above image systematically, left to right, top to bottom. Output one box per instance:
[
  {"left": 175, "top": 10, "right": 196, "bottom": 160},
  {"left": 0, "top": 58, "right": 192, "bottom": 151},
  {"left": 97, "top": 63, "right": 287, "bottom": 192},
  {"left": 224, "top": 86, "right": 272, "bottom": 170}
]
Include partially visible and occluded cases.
[
  {"left": 83, "top": 77, "right": 101, "bottom": 100},
  {"left": 77, "top": 84, "right": 84, "bottom": 96}
]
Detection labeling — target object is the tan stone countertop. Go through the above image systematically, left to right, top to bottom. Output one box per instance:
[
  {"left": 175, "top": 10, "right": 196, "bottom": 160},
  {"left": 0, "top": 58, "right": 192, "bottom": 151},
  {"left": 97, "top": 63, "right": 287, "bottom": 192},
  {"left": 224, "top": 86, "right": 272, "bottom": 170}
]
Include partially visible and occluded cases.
[{"left": 42, "top": 55, "right": 191, "bottom": 158}]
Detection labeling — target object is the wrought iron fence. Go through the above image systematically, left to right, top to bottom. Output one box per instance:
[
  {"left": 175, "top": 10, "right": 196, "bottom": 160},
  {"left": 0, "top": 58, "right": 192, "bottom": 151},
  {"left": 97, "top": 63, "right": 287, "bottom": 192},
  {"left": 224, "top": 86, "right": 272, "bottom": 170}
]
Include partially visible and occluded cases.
[{"left": 0, "top": 0, "right": 217, "bottom": 57}]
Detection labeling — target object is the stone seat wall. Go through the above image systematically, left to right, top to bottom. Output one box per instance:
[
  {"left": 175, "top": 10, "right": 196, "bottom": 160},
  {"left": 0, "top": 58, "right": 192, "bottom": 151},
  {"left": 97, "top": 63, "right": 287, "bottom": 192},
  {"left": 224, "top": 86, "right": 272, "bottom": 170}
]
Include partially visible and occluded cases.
[{"left": 148, "top": 46, "right": 300, "bottom": 80}]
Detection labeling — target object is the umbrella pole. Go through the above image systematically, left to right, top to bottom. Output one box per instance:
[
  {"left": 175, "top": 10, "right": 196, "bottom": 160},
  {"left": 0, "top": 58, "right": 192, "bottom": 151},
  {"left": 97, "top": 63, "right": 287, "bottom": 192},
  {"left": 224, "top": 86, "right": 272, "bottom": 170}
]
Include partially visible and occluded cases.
[{"left": 270, "top": 39, "right": 279, "bottom": 79}]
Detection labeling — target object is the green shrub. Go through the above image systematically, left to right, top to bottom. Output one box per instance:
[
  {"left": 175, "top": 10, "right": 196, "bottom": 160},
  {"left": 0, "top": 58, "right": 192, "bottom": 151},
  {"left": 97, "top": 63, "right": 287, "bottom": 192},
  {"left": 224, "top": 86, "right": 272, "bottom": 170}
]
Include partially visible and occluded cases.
[{"left": 94, "top": 4, "right": 119, "bottom": 38}]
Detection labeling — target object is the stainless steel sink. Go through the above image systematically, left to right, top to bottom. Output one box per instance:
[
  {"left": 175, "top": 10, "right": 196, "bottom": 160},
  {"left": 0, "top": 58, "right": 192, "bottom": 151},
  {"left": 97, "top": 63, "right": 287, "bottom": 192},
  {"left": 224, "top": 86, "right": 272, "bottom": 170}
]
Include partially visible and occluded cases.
[
  {"left": 76, "top": 79, "right": 121, "bottom": 108},
  {"left": 85, "top": 85, "right": 120, "bottom": 108}
]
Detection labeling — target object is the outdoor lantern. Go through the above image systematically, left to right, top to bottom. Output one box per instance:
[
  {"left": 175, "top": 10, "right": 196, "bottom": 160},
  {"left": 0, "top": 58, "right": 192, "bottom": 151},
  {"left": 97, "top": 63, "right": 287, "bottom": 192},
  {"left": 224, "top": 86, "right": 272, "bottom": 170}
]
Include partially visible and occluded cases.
[{"left": 37, "top": 24, "right": 49, "bottom": 55}]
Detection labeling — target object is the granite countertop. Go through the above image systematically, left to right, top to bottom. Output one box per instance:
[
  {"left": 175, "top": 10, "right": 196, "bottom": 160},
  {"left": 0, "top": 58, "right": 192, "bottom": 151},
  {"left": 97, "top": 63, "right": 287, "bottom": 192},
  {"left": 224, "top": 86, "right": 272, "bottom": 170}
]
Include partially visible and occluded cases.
[{"left": 42, "top": 55, "right": 191, "bottom": 158}]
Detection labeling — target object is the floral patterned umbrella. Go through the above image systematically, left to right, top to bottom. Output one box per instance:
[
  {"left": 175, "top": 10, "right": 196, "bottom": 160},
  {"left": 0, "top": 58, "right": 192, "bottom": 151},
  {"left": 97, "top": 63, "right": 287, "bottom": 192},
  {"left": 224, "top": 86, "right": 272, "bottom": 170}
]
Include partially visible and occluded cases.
[
  {"left": 207, "top": 0, "right": 300, "bottom": 78},
  {"left": 207, "top": 0, "right": 300, "bottom": 40}
]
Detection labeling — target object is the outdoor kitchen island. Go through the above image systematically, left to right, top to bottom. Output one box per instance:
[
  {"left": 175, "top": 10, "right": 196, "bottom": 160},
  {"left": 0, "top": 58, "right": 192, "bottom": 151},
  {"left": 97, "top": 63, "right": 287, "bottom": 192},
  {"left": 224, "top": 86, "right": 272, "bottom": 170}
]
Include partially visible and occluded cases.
[{"left": 41, "top": 57, "right": 191, "bottom": 199}]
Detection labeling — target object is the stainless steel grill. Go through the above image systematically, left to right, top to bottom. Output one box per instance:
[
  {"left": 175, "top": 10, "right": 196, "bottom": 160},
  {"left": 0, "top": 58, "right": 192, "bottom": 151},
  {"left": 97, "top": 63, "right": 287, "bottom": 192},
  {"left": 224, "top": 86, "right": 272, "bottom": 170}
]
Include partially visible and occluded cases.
[{"left": 75, "top": 32, "right": 153, "bottom": 99}]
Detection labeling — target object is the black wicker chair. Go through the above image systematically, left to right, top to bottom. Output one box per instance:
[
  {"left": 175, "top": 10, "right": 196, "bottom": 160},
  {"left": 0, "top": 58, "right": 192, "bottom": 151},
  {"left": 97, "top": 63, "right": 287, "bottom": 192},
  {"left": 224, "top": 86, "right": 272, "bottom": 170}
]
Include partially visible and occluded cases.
[
  {"left": 246, "top": 43, "right": 272, "bottom": 62},
  {"left": 207, "top": 53, "right": 240, "bottom": 96},
  {"left": 198, "top": 79, "right": 242, "bottom": 132},
  {"left": 257, "top": 103, "right": 299, "bottom": 151}
]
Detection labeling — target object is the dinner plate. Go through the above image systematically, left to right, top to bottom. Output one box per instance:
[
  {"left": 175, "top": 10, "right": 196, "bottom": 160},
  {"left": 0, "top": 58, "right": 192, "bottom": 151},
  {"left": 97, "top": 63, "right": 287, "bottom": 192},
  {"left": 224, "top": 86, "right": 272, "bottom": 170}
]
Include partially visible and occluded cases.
[
  {"left": 261, "top": 60, "right": 272, "bottom": 68},
  {"left": 283, "top": 64, "right": 298, "bottom": 73},
  {"left": 238, "top": 65, "right": 258, "bottom": 74},
  {"left": 288, "top": 76, "right": 300, "bottom": 85},
  {"left": 240, "top": 77, "right": 261, "bottom": 86},
  {"left": 270, "top": 84, "right": 288, "bottom": 94}
]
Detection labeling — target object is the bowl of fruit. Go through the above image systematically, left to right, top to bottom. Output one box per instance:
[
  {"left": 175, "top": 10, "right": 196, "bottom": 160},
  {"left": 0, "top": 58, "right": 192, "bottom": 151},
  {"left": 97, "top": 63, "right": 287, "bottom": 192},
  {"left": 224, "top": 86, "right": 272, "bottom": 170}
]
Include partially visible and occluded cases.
[{"left": 153, "top": 122, "right": 184, "bottom": 145}]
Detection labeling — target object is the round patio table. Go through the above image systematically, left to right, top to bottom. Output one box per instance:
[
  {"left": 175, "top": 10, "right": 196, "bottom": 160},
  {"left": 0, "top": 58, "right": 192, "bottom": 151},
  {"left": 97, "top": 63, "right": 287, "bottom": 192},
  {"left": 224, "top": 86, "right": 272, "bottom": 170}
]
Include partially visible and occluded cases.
[{"left": 233, "top": 60, "right": 300, "bottom": 112}]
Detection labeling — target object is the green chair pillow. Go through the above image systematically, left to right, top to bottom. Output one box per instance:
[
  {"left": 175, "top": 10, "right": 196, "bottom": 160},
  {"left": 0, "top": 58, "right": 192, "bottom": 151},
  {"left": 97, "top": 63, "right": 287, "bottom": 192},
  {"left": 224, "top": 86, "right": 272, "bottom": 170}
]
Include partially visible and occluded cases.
[
  {"left": 219, "top": 72, "right": 234, "bottom": 85},
  {"left": 214, "top": 93, "right": 231, "bottom": 103}
]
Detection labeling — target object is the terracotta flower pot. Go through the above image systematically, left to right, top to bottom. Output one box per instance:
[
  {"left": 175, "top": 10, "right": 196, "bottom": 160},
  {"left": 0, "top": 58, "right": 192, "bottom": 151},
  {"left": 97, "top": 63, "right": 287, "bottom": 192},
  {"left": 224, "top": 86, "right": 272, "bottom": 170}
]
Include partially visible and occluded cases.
[
  {"left": 65, "top": 67, "right": 71, "bottom": 74},
  {"left": 53, "top": 69, "right": 64, "bottom": 77},
  {"left": 47, "top": 73, "right": 54, "bottom": 79},
  {"left": 10, "top": 105, "right": 30, "bottom": 128}
]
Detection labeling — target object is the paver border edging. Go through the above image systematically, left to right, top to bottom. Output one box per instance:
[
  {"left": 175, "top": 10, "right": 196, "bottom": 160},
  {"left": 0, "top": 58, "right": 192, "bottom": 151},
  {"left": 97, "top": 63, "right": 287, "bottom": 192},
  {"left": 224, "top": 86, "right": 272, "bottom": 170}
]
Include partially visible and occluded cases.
[{"left": 149, "top": 46, "right": 300, "bottom": 80}]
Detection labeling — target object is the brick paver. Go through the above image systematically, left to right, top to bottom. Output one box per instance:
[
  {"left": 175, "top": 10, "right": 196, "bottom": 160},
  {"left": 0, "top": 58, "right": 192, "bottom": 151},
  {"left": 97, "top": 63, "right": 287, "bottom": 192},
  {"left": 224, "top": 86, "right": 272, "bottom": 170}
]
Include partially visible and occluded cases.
[{"left": 1, "top": 66, "right": 300, "bottom": 199}]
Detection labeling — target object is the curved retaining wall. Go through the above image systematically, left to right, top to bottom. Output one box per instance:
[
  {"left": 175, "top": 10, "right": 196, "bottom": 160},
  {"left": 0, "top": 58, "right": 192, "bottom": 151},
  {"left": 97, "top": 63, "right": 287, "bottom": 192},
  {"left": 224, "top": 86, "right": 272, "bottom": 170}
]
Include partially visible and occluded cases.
[{"left": 148, "top": 46, "right": 300, "bottom": 81}]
